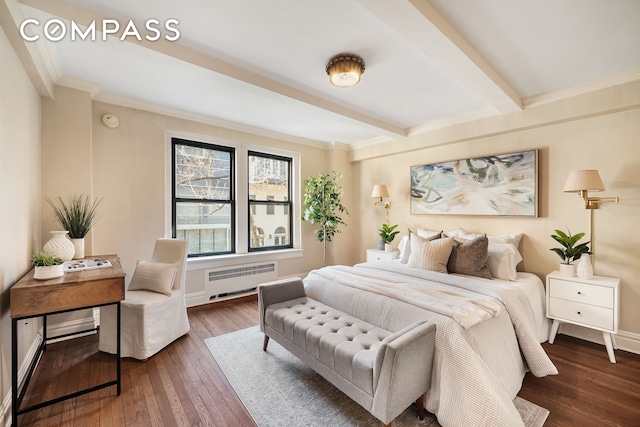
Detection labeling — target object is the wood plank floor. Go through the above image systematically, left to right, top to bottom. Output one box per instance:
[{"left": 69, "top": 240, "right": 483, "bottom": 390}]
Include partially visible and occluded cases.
[{"left": 16, "top": 296, "right": 640, "bottom": 426}]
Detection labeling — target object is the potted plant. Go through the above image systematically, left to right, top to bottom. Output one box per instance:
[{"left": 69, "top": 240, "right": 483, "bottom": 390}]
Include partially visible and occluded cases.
[
  {"left": 302, "top": 171, "right": 349, "bottom": 267},
  {"left": 46, "top": 194, "right": 102, "bottom": 259},
  {"left": 379, "top": 223, "right": 400, "bottom": 252},
  {"left": 550, "top": 229, "right": 591, "bottom": 277},
  {"left": 32, "top": 252, "right": 64, "bottom": 280}
]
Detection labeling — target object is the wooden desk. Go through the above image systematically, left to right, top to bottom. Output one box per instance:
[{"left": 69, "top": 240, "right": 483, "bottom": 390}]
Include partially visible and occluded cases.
[{"left": 10, "top": 254, "right": 125, "bottom": 426}]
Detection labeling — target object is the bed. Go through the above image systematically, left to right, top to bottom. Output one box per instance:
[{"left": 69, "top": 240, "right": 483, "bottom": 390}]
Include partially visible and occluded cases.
[{"left": 301, "top": 230, "right": 558, "bottom": 427}]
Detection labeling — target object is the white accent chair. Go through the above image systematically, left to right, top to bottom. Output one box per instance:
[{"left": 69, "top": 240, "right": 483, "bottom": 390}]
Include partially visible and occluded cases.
[{"left": 99, "top": 238, "right": 190, "bottom": 360}]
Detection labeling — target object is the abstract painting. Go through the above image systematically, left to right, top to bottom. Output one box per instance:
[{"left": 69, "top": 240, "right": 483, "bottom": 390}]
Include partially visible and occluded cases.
[{"left": 410, "top": 150, "right": 538, "bottom": 216}]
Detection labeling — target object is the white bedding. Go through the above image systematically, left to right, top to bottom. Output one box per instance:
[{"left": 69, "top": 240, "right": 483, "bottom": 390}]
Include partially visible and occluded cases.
[{"left": 303, "top": 262, "right": 557, "bottom": 427}]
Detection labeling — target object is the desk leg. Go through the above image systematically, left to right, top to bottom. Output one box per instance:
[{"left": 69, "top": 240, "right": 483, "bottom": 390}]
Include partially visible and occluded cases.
[
  {"left": 116, "top": 302, "right": 121, "bottom": 395},
  {"left": 43, "top": 315, "right": 47, "bottom": 351},
  {"left": 12, "top": 318, "right": 18, "bottom": 427}
]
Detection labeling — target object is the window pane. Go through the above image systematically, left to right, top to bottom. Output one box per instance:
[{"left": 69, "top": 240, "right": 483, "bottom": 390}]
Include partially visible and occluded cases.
[
  {"left": 175, "top": 145, "right": 231, "bottom": 200},
  {"left": 248, "top": 154, "right": 289, "bottom": 201},
  {"left": 176, "top": 202, "right": 231, "bottom": 254},
  {"left": 249, "top": 203, "right": 290, "bottom": 249}
]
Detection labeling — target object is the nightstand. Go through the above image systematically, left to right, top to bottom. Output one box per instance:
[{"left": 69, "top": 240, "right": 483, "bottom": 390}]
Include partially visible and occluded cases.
[
  {"left": 366, "top": 249, "right": 399, "bottom": 262},
  {"left": 546, "top": 271, "right": 620, "bottom": 363}
]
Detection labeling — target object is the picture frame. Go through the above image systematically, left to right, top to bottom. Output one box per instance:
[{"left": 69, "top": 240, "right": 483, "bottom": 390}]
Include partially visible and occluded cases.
[{"left": 410, "top": 149, "right": 538, "bottom": 216}]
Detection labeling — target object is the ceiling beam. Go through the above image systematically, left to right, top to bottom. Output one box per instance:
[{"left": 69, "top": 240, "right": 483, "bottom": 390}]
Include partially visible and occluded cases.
[
  {"left": 1, "top": 0, "right": 54, "bottom": 97},
  {"left": 20, "top": 0, "right": 407, "bottom": 138},
  {"left": 357, "top": 0, "right": 522, "bottom": 114}
]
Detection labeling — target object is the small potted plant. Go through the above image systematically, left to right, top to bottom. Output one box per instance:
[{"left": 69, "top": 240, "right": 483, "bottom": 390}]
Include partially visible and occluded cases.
[
  {"left": 46, "top": 193, "right": 102, "bottom": 259},
  {"left": 379, "top": 223, "right": 400, "bottom": 252},
  {"left": 550, "top": 229, "right": 591, "bottom": 277},
  {"left": 32, "top": 252, "right": 64, "bottom": 280}
]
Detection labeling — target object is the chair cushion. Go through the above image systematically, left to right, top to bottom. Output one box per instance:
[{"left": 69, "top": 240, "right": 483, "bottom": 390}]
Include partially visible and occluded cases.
[{"left": 128, "top": 260, "right": 178, "bottom": 296}]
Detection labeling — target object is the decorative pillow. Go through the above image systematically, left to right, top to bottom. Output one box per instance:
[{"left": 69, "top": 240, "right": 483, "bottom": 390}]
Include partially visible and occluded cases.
[
  {"left": 400, "top": 229, "right": 442, "bottom": 264},
  {"left": 407, "top": 235, "right": 454, "bottom": 273},
  {"left": 447, "top": 235, "right": 492, "bottom": 279},
  {"left": 486, "top": 243, "right": 523, "bottom": 281},
  {"left": 128, "top": 260, "right": 178, "bottom": 296}
]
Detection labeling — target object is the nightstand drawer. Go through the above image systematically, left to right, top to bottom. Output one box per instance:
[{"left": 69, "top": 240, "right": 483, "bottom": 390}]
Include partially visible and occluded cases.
[
  {"left": 366, "top": 249, "right": 399, "bottom": 262},
  {"left": 548, "top": 278, "right": 614, "bottom": 309},
  {"left": 548, "top": 297, "right": 614, "bottom": 331}
]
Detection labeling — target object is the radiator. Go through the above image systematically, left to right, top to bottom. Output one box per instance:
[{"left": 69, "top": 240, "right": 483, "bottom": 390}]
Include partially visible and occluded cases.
[{"left": 206, "top": 262, "right": 277, "bottom": 300}]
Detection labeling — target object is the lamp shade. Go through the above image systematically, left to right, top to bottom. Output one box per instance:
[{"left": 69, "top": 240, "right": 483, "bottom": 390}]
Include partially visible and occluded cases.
[
  {"left": 563, "top": 170, "right": 605, "bottom": 192},
  {"left": 371, "top": 185, "right": 389, "bottom": 199}
]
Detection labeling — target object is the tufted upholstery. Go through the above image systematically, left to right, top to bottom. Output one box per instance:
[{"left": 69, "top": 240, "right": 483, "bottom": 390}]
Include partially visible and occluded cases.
[
  {"left": 259, "top": 278, "right": 436, "bottom": 426},
  {"left": 266, "top": 297, "right": 391, "bottom": 394}
]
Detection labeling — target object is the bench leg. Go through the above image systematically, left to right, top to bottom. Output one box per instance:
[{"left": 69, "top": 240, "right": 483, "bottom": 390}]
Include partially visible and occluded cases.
[
  {"left": 263, "top": 335, "right": 270, "bottom": 351},
  {"left": 416, "top": 394, "right": 425, "bottom": 420}
]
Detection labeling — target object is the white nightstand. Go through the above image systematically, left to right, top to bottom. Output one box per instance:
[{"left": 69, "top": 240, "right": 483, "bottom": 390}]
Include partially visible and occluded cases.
[
  {"left": 366, "top": 249, "right": 399, "bottom": 262},
  {"left": 546, "top": 271, "right": 620, "bottom": 363}
]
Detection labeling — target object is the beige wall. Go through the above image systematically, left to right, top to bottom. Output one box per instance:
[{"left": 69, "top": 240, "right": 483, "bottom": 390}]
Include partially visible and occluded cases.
[
  {"left": 0, "top": 26, "right": 42, "bottom": 416},
  {"left": 351, "top": 81, "right": 640, "bottom": 344},
  {"left": 39, "top": 89, "right": 350, "bottom": 290}
]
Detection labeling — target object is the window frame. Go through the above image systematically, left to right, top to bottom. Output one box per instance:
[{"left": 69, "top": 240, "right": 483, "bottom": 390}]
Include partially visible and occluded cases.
[
  {"left": 167, "top": 132, "right": 301, "bottom": 261},
  {"left": 172, "top": 138, "right": 235, "bottom": 257},
  {"left": 247, "top": 150, "right": 293, "bottom": 252}
]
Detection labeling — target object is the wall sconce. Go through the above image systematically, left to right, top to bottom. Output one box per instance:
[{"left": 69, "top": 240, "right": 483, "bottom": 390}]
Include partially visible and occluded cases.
[
  {"left": 563, "top": 170, "right": 619, "bottom": 209},
  {"left": 371, "top": 184, "right": 390, "bottom": 224}
]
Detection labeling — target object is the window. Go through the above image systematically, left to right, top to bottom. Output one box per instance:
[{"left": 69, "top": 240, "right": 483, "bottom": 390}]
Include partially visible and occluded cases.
[
  {"left": 172, "top": 136, "right": 296, "bottom": 257},
  {"left": 173, "top": 139, "right": 234, "bottom": 256},
  {"left": 248, "top": 152, "right": 292, "bottom": 251}
]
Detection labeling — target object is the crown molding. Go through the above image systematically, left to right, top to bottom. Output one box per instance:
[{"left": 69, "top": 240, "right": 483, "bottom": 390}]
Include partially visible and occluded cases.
[
  {"left": 523, "top": 69, "right": 640, "bottom": 108},
  {"left": 56, "top": 75, "right": 101, "bottom": 97}
]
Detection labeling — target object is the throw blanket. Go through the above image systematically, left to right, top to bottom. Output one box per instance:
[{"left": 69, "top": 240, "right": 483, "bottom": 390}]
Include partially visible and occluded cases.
[{"left": 304, "top": 263, "right": 558, "bottom": 427}]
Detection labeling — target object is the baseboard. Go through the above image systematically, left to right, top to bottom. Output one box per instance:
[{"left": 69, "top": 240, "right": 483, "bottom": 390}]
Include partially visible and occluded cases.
[
  {"left": 186, "top": 290, "right": 208, "bottom": 308},
  {"left": 46, "top": 316, "right": 97, "bottom": 344},
  {"left": 557, "top": 324, "right": 640, "bottom": 355},
  {"left": 0, "top": 333, "right": 43, "bottom": 427}
]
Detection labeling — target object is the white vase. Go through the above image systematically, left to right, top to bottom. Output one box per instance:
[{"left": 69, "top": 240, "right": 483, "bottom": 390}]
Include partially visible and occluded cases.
[
  {"left": 42, "top": 231, "right": 75, "bottom": 261},
  {"left": 71, "top": 238, "right": 85, "bottom": 259},
  {"left": 384, "top": 243, "right": 392, "bottom": 252},
  {"left": 577, "top": 254, "right": 594, "bottom": 280},
  {"left": 558, "top": 263, "right": 575, "bottom": 277},
  {"left": 33, "top": 264, "right": 64, "bottom": 280}
]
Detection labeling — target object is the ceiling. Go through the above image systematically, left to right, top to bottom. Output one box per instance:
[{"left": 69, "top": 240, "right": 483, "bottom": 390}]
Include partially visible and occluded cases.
[{"left": 12, "top": 0, "right": 640, "bottom": 146}]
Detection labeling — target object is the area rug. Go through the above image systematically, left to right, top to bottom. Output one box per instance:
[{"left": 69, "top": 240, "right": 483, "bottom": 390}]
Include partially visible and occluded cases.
[{"left": 205, "top": 326, "right": 549, "bottom": 427}]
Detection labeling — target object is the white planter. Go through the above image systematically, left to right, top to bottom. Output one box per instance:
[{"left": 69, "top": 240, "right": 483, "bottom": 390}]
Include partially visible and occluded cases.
[
  {"left": 42, "top": 231, "right": 75, "bottom": 261},
  {"left": 71, "top": 238, "right": 85, "bottom": 259},
  {"left": 384, "top": 243, "right": 393, "bottom": 252},
  {"left": 558, "top": 263, "right": 576, "bottom": 277},
  {"left": 34, "top": 264, "right": 64, "bottom": 280}
]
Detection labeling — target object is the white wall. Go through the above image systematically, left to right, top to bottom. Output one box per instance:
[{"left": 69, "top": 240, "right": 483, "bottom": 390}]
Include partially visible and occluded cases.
[{"left": 0, "top": 25, "right": 42, "bottom": 423}]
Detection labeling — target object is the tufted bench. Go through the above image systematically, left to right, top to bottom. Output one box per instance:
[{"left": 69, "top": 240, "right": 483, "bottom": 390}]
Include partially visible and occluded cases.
[{"left": 259, "top": 277, "right": 436, "bottom": 427}]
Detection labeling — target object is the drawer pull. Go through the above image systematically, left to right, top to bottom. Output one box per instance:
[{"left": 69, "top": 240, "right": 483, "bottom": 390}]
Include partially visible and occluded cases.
[
  {"left": 577, "top": 291, "right": 582, "bottom": 295},
  {"left": 577, "top": 311, "right": 581, "bottom": 315}
]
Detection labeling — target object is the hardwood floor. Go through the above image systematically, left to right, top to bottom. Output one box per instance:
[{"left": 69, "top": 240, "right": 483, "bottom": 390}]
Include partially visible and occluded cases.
[{"left": 15, "top": 296, "right": 640, "bottom": 426}]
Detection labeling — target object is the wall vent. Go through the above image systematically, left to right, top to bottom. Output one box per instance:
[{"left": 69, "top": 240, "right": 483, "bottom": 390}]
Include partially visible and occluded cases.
[{"left": 206, "top": 262, "right": 277, "bottom": 299}]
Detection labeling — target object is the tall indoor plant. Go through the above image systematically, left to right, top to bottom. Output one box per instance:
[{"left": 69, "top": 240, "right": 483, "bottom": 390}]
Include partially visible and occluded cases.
[
  {"left": 302, "top": 171, "right": 349, "bottom": 267},
  {"left": 46, "top": 193, "right": 102, "bottom": 259}
]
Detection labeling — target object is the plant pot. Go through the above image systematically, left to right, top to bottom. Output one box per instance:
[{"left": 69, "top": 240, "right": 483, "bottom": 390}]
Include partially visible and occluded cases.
[
  {"left": 42, "top": 231, "right": 75, "bottom": 261},
  {"left": 71, "top": 238, "right": 85, "bottom": 259},
  {"left": 384, "top": 243, "right": 393, "bottom": 252},
  {"left": 558, "top": 263, "right": 576, "bottom": 277},
  {"left": 34, "top": 264, "right": 64, "bottom": 280}
]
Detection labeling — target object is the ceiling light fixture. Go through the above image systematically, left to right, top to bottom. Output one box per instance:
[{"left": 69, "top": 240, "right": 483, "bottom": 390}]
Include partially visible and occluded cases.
[{"left": 326, "top": 54, "right": 365, "bottom": 88}]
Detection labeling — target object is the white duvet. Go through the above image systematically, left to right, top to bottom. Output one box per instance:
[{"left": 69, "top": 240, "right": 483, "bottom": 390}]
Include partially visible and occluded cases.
[{"left": 303, "top": 262, "right": 558, "bottom": 427}]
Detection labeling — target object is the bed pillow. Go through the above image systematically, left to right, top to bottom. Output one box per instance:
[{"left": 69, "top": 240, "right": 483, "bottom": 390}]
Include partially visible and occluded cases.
[
  {"left": 400, "top": 229, "right": 442, "bottom": 264},
  {"left": 488, "top": 233, "right": 523, "bottom": 248},
  {"left": 407, "top": 234, "right": 454, "bottom": 273},
  {"left": 447, "top": 235, "right": 492, "bottom": 279},
  {"left": 486, "top": 243, "right": 523, "bottom": 281},
  {"left": 128, "top": 260, "right": 178, "bottom": 296}
]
